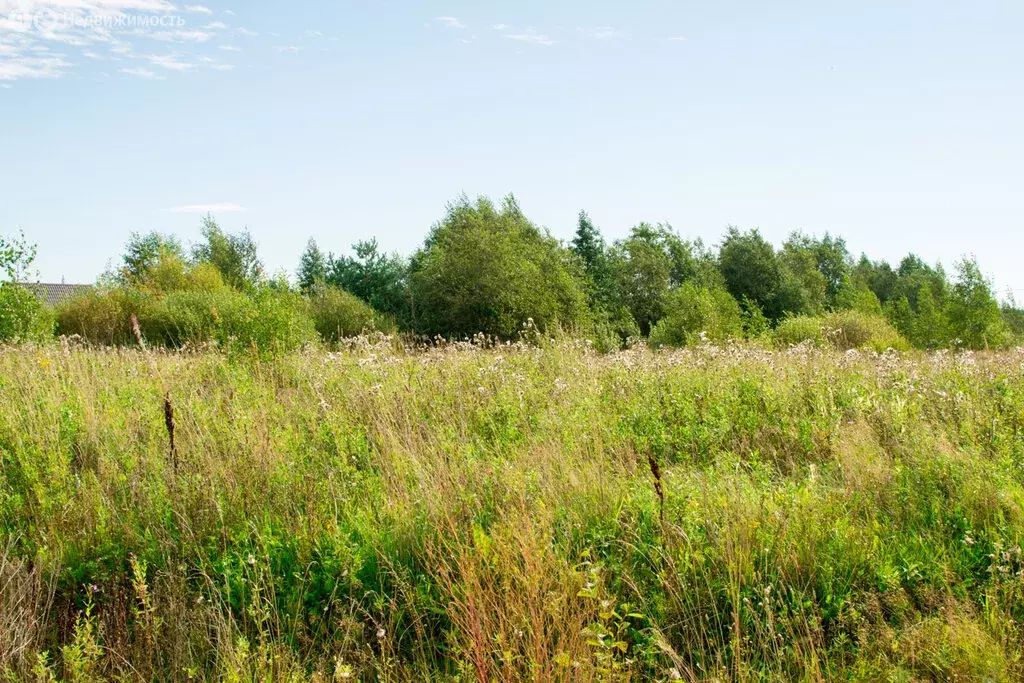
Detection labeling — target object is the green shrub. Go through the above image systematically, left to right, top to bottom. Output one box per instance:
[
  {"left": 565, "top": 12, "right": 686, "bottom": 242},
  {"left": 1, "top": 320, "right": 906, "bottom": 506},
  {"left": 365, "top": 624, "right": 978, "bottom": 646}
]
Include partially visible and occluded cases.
[
  {"left": 0, "top": 283, "right": 53, "bottom": 342},
  {"left": 648, "top": 283, "right": 742, "bottom": 348},
  {"left": 308, "top": 285, "right": 385, "bottom": 343},
  {"left": 56, "top": 287, "right": 156, "bottom": 346},
  {"left": 220, "top": 287, "right": 317, "bottom": 357},
  {"left": 140, "top": 288, "right": 250, "bottom": 348},
  {"left": 589, "top": 306, "right": 641, "bottom": 353},
  {"left": 823, "top": 309, "right": 908, "bottom": 351},
  {"left": 776, "top": 311, "right": 908, "bottom": 352},
  {"left": 774, "top": 315, "right": 825, "bottom": 347}
]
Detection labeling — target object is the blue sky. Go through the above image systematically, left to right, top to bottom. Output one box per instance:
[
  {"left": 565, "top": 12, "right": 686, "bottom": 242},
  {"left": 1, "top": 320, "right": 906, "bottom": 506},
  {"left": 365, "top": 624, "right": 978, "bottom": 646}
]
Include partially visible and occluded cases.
[{"left": 1, "top": 1, "right": 1022, "bottom": 296}]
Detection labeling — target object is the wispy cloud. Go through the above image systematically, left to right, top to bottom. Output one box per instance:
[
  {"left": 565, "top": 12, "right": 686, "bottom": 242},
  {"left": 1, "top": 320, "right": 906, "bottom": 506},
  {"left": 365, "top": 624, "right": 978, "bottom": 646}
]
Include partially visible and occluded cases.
[
  {"left": 0, "top": 0, "right": 244, "bottom": 84},
  {"left": 434, "top": 16, "right": 466, "bottom": 29},
  {"left": 491, "top": 24, "right": 508, "bottom": 31},
  {"left": 581, "top": 26, "right": 620, "bottom": 40},
  {"left": 236, "top": 27, "right": 259, "bottom": 37},
  {"left": 503, "top": 28, "right": 556, "bottom": 46},
  {"left": 668, "top": 35, "right": 687, "bottom": 42},
  {"left": 218, "top": 44, "right": 241, "bottom": 52},
  {"left": 276, "top": 45, "right": 300, "bottom": 53},
  {"left": 0, "top": 53, "right": 70, "bottom": 81},
  {"left": 147, "top": 53, "right": 195, "bottom": 71},
  {"left": 120, "top": 66, "right": 159, "bottom": 79},
  {"left": 167, "top": 203, "right": 247, "bottom": 213}
]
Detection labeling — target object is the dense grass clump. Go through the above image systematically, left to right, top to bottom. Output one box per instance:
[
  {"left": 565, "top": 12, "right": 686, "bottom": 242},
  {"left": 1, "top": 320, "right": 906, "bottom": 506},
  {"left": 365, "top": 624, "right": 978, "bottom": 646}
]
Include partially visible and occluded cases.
[{"left": 1, "top": 342, "right": 1023, "bottom": 680}]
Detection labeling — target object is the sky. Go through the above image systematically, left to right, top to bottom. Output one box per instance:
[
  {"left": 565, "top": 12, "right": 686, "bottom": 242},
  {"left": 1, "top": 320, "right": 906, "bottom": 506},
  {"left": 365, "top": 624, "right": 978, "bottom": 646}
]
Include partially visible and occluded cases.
[{"left": 1, "top": 1, "right": 1022, "bottom": 296}]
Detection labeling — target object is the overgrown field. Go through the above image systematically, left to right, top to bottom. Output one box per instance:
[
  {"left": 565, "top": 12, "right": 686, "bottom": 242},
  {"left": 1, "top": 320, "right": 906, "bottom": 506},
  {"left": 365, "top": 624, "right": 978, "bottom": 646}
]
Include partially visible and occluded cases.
[{"left": 2, "top": 341, "right": 1024, "bottom": 681}]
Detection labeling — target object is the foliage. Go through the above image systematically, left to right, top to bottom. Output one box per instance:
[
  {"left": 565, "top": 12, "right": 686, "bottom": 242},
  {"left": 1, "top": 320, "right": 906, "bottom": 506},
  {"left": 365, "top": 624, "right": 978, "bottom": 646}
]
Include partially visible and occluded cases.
[
  {"left": 410, "top": 195, "right": 590, "bottom": 339},
  {"left": 571, "top": 211, "right": 617, "bottom": 308},
  {"left": 191, "top": 215, "right": 264, "bottom": 291},
  {"left": 606, "top": 223, "right": 720, "bottom": 336},
  {"left": 0, "top": 230, "right": 38, "bottom": 282},
  {"left": 118, "top": 231, "right": 184, "bottom": 285},
  {"left": 296, "top": 238, "right": 329, "bottom": 291},
  {"left": 326, "top": 239, "right": 410, "bottom": 323},
  {"left": 946, "top": 257, "right": 1007, "bottom": 349},
  {"left": 0, "top": 283, "right": 53, "bottom": 342},
  {"left": 648, "top": 283, "right": 743, "bottom": 348},
  {"left": 308, "top": 284, "right": 388, "bottom": 343},
  {"left": 55, "top": 287, "right": 156, "bottom": 346},
  {"left": 776, "top": 310, "right": 908, "bottom": 352}
]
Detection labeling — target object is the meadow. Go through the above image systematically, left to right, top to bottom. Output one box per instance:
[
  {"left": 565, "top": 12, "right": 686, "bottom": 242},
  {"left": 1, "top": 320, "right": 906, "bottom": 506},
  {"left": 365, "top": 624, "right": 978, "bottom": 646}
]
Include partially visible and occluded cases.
[{"left": 1, "top": 339, "right": 1024, "bottom": 681}]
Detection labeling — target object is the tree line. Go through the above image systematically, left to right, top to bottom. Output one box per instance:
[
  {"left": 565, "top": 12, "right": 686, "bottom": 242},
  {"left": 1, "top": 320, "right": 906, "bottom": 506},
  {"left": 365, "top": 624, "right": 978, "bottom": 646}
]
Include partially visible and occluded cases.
[{"left": 1, "top": 194, "right": 1021, "bottom": 352}]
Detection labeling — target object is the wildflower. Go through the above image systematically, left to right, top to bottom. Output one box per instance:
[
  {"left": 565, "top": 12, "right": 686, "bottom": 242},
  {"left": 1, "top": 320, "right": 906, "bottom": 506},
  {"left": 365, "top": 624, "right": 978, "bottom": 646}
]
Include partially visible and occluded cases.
[{"left": 376, "top": 627, "right": 386, "bottom": 640}]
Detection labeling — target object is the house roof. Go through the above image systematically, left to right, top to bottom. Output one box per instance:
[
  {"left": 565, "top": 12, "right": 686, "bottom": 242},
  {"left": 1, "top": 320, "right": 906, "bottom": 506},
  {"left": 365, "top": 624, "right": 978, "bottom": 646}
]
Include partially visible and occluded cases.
[{"left": 21, "top": 283, "right": 93, "bottom": 308}]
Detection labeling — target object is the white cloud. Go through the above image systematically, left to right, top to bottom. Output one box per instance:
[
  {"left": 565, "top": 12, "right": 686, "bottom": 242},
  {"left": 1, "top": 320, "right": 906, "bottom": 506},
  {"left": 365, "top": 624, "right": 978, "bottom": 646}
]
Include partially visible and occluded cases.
[
  {"left": 184, "top": 5, "right": 213, "bottom": 14},
  {"left": 223, "top": 9, "right": 235, "bottom": 16},
  {"left": 434, "top": 16, "right": 466, "bottom": 29},
  {"left": 204, "top": 22, "right": 227, "bottom": 30},
  {"left": 491, "top": 24, "right": 508, "bottom": 31},
  {"left": 581, "top": 26, "right": 620, "bottom": 40},
  {"left": 236, "top": 27, "right": 258, "bottom": 37},
  {"left": 503, "top": 29, "right": 555, "bottom": 46},
  {"left": 148, "top": 30, "right": 215, "bottom": 42},
  {"left": 304, "top": 30, "right": 323, "bottom": 39},
  {"left": 668, "top": 35, "right": 687, "bottom": 41},
  {"left": 218, "top": 44, "right": 240, "bottom": 51},
  {"left": 276, "top": 45, "right": 299, "bottom": 53},
  {"left": 0, "top": 53, "right": 69, "bottom": 80},
  {"left": 147, "top": 53, "right": 194, "bottom": 70},
  {"left": 211, "top": 63, "right": 232, "bottom": 70},
  {"left": 120, "top": 66, "right": 158, "bottom": 78},
  {"left": 0, "top": 83, "right": 11, "bottom": 88},
  {"left": 167, "top": 203, "right": 246, "bottom": 213}
]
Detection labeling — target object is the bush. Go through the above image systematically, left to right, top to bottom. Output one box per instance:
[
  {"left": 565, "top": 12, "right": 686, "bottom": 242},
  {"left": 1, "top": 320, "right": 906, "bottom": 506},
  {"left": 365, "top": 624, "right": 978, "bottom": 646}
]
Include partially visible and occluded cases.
[
  {"left": 410, "top": 195, "right": 590, "bottom": 339},
  {"left": 0, "top": 283, "right": 53, "bottom": 342},
  {"left": 648, "top": 283, "right": 742, "bottom": 348},
  {"left": 57, "top": 285, "right": 316, "bottom": 356},
  {"left": 308, "top": 285, "right": 386, "bottom": 343},
  {"left": 219, "top": 287, "right": 317, "bottom": 357},
  {"left": 56, "top": 288, "right": 156, "bottom": 346},
  {"left": 140, "top": 288, "right": 250, "bottom": 348},
  {"left": 589, "top": 306, "right": 641, "bottom": 353},
  {"left": 776, "top": 310, "right": 908, "bottom": 352},
  {"left": 774, "top": 315, "right": 825, "bottom": 347}
]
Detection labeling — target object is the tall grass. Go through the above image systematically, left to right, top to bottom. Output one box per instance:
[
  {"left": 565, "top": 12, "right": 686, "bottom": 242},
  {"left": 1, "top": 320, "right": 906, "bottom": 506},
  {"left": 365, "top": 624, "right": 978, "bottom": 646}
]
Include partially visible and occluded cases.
[{"left": 0, "top": 340, "right": 1022, "bottom": 680}]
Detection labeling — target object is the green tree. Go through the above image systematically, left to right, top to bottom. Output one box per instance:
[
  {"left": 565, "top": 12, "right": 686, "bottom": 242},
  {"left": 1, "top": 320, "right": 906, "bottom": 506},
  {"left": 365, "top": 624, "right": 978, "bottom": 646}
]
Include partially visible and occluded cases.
[
  {"left": 410, "top": 195, "right": 589, "bottom": 339},
  {"left": 571, "top": 211, "right": 616, "bottom": 308},
  {"left": 191, "top": 215, "right": 263, "bottom": 291},
  {"left": 608, "top": 224, "right": 674, "bottom": 335},
  {"left": 718, "top": 227, "right": 788, "bottom": 320},
  {"left": 0, "top": 230, "right": 38, "bottom": 282},
  {"left": 0, "top": 231, "right": 50, "bottom": 341},
  {"left": 119, "top": 232, "right": 183, "bottom": 285},
  {"left": 782, "top": 232, "right": 851, "bottom": 308},
  {"left": 297, "top": 239, "right": 329, "bottom": 291},
  {"left": 327, "top": 239, "right": 410, "bottom": 323},
  {"left": 946, "top": 257, "right": 1006, "bottom": 349},
  {"left": 648, "top": 283, "right": 743, "bottom": 348},
  {"left": 911, "top": 283, "right": 949, "bottom": 349}
]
